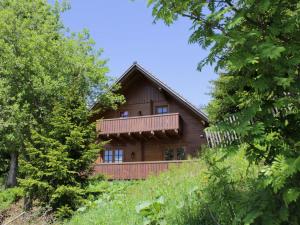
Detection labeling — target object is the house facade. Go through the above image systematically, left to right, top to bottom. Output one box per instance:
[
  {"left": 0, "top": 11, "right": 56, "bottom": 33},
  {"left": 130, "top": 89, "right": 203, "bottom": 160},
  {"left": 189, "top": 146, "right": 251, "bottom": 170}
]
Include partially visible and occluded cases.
[{"left": 92, "top": 63, "right": 208, "bottom": 179}]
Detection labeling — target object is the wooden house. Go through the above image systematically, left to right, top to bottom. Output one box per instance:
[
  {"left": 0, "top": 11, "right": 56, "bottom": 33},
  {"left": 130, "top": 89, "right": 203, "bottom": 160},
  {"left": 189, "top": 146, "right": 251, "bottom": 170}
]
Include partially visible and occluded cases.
[{"left": 92, "top": 63, "right": 209, "bottom": 179}]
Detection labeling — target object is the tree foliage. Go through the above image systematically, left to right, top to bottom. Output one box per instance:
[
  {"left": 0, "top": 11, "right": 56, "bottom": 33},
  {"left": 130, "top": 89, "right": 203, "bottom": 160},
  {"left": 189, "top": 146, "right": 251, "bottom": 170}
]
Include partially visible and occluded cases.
[
  {"left": 0, "top": 0, "right": 124, "bottom": 216},
  {"left": 0, "top": 0, "right": 64, "bottom": 186},
  {"left": 148, "top": 0, "right": 300, "bottom": 224},
  {"left": 19, "top": 86, "right": 103, "bottom": 217}
]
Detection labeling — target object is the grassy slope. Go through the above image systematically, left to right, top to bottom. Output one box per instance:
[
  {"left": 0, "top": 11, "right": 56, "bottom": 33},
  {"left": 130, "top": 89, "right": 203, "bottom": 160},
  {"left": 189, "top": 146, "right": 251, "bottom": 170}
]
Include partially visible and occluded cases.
[
  {"left": 66, "top": 151, "right": 258, "bottom": 225},
  {"left": 66, "top": 162, "right": 205, "bottom": 225},
  {"left": 0, "top": 178, "right": 25, "bottom": 225}
]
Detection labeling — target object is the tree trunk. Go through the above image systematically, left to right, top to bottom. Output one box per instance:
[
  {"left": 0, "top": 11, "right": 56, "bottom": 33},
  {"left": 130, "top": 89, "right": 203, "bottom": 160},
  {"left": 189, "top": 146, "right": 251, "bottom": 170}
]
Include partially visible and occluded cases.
[
  {"left": 5, "top": 152, "right": 18, "bottom": 188},
  {"left": 23, "top": 192, "right": 32, "bottom": 211}
]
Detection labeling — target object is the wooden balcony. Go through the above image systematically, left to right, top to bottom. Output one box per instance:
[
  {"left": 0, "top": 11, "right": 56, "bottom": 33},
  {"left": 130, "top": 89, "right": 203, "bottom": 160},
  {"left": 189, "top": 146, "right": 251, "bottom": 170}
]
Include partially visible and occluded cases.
[
  {"left": 96, "top": 113, "right": 182, "bottom": 140},
  {"left": 93, "top": 160, "right": 185, "bottom": 180}
]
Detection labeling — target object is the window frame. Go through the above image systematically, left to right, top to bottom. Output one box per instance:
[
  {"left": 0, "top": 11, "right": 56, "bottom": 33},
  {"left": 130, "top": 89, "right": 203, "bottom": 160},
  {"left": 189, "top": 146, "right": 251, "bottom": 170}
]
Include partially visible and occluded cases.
[
  {"left": 155, "top": 105, "right": 169, "bottom": 114},
  {"left": 120, "top": 111, "right": 129, "bottom": 118},
  {"left": 163, "top": 146, "right": 186, "bottom": 161},
  {"left": 176, "top": 147, "right": 185, "bottom": 160},
  {"left": 164, "top": 148, "right": 174, "bottom": 161},
  {"left": 114, "top": 149, "right": 124, "bottom": 163},
  {"left": 104, "top": 150, "right": 113, "bottom": 163}
]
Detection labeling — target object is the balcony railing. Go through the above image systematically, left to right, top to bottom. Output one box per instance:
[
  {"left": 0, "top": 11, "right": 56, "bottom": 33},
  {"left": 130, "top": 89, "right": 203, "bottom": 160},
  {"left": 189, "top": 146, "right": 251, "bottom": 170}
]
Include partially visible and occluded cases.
[
  {"left": 96, "top": 113, "right": 182, "bottom": 138},
  {"left": 93, "top": 160, "right": 185, "bottom": 180}
]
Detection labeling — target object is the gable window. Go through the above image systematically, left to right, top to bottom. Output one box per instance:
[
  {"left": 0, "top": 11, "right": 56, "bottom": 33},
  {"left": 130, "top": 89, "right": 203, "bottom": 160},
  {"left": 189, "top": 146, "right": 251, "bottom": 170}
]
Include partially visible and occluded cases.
[
  {"left": 156, "top": 106, "right": 168, "bottom": 114},
  {"left": 120, "top": 111, "right": 129, "bottom": 117},
  {"left": 114, "top": 149, "right": 124, "bottom": 163},
  {"left": 104, "top": 150, "right": 113, "bottom": 163}
]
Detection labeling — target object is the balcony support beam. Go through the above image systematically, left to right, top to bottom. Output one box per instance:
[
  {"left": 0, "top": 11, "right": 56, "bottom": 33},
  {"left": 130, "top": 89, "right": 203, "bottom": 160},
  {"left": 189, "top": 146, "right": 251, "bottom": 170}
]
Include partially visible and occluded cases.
[
  {"left": 100, "top": 129, "right": 180, "bottom": 142},
  {"left": 166, "top": 129, "right": 180, "bottom": 137},
  {"left": 156, "top": 130, "right": 169, "bottom": 139},
  {"left": 150, "top": 131, "right": 160, "bottom": 141},
  {"left": 126, "top": 132, "right": 139, "bottom": 142},
  {"left": 130, "top": 132, "right": 146, "bottom": 141},
  {"left": 139, "top": 132, "right": 150, "bottom": 141},
  {"left": 116, "top": 133, "right": 129, "bottom": 143},
  {"left": 110, "top": 134, "right": 127, "bottom": 144}
]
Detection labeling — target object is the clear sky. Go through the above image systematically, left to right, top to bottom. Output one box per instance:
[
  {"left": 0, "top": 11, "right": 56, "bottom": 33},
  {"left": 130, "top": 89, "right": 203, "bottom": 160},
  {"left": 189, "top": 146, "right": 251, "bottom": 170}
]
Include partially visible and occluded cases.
[{"left": 56, "top": 0, "right": 218, "bottom": 107}]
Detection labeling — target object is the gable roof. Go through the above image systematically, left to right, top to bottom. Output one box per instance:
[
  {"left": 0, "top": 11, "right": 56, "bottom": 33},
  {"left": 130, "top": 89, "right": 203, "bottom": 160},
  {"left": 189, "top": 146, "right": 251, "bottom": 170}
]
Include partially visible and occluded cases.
[{"left": 93, "top": 62, "right": 208, "bottom": 123}]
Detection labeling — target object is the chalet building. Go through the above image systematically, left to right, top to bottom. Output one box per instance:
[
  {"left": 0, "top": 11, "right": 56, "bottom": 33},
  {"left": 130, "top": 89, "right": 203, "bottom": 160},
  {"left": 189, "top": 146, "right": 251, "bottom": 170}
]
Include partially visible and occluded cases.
[{"left": 92, "top": 63, "right": 209, "bottom": 179}]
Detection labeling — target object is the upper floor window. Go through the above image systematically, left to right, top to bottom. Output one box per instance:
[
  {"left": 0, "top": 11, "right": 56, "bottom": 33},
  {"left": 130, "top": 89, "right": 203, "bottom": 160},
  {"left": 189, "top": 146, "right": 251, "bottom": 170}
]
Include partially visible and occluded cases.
[
  {"left": 156, "top": 106, "right": 168, "bottom": 114},
  {"left": 120, "top": 111, "right": 129, "bottom": 117}
]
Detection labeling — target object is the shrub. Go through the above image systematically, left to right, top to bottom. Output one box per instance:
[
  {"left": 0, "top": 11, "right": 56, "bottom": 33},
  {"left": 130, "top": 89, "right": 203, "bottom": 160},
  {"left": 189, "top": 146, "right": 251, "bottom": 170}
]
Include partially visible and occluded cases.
[
  {"left": 87, "top": 174, "right": 107, "bottom": 184},
  {"left": 50, "top": 186, "right": 85, "bottom": 212},
  {"left": 0, "top": 187, "right": 24, "bottom": 211},
  {"left": 136, "top": 196, "right": 166, "bottom": 225},
  {"left": 56, "top": 205, "right": 75, "bottom": 220}
]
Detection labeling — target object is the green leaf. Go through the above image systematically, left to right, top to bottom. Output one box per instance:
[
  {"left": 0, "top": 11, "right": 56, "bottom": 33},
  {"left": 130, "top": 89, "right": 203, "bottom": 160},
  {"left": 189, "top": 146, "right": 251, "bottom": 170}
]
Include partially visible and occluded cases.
[
  {"left": 259, "top": 43, "right": 285, "bottom": 60},
  {"left": 283, "top": 188, "right": 300, "bottom": 205},
  {"left": 244, "top": 211, "right": 263, "bottom": 225}
]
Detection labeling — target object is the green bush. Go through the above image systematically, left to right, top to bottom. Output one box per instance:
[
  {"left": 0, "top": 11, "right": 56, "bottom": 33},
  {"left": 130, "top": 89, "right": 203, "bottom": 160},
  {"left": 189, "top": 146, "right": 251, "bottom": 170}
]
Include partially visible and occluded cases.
[
  {"left": 88, "top": 174, "right": 107, "bottom": 184},
  {"left": 0, "top": 177, "right": 4, "bottom": 188},
  {"left": 84, "top": 181, "right": 110, "bottom": 199},
  {"left": 50, "top": 186, "right": 85, "bottom": 212},
  {"left": 0, "top": 187, "right": 24, "bottom": 211},
  {"left": 136, "top": 196, "right": 166, "bottom": 225},
  {"left": 55, "top": 205, "right": 75, "bottom": 220}
]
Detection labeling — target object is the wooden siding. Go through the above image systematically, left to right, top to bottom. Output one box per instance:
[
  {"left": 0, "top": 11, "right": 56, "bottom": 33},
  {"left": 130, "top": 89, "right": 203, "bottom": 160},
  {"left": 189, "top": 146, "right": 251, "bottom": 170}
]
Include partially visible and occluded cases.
[
  {"left": 94, "top": 69, "right": 208, "bottom": 164},
  {"left": 97, "top": 113, "right": 181, "bottom": 135},
  {"left": 94, "top": 160, "right": 185, "bottom": 180}
]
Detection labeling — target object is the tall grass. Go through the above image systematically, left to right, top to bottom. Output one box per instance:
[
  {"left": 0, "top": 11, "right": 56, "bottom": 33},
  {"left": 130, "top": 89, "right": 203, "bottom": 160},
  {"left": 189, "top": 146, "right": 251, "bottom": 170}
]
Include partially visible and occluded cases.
[
  {"left": 65, "top": 150, "right": 259, "bottom": 225},
  {"left": 0, "top": 178, "right": 24, "bottom": 212},
  {"left": 0, "top": 188, "right": 23, "bottom": 211}
]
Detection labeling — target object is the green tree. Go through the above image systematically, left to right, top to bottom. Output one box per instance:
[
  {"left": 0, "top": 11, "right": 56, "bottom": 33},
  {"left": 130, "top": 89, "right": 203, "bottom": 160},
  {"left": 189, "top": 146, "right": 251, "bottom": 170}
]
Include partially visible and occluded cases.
[
  {"left": 0, "top": 0, "right": 123, "bottom": 189},
  {"left": 0, "top": 0, "right": 67, "bottom": 187},
  {"left": 147, "top": 0, "right": 300, "bottom": 223},
  {"left": 19, "top": 84, "right": 102, "bottom": 216}
]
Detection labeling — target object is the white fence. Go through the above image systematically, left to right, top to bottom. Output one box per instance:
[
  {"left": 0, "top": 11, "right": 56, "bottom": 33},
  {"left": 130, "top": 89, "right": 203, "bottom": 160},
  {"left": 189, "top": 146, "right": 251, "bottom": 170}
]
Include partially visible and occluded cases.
[{"left": 204, "top": 106, "right": 297, "bottom": 148}]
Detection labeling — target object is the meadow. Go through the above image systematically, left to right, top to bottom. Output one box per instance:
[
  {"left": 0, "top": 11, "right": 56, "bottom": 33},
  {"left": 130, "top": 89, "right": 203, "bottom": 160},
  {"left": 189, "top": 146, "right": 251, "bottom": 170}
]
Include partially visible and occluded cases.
[{"left": 66, "top": 150, "right": 259, "bottom": 225}]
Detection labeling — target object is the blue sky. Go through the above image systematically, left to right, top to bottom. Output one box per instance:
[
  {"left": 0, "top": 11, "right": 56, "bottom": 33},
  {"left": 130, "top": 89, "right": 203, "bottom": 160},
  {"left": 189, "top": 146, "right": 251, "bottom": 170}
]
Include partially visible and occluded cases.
[{"left": 56, "top": 0, "right": 218, "bottom": 107}]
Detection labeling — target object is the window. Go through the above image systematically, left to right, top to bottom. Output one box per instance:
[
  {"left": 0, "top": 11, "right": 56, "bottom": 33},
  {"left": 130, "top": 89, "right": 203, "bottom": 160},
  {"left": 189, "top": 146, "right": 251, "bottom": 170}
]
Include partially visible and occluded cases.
[
  {"left": 156, "top": 106, "right": 168, "bottom": 114},
  {"left": 120, "top": 111, "right": 129, "bottom": 117},
  {"left": 163, "top": 147, "right": 185, "bottom": 161},
  {"left": 176, "top": 147, "right": 185, "bottom": 160},
  {"left": 104, "top": 149, "right": 124, "bottom": 163},
  {"left": 114, "top": 149, "right": 124, "bottom": 163},
  {"left": 164, "top": 149, "right": 174, "bottom": 160},
  {"left": 104, "top": 150, "right": 113, "bottom": 163}
]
